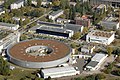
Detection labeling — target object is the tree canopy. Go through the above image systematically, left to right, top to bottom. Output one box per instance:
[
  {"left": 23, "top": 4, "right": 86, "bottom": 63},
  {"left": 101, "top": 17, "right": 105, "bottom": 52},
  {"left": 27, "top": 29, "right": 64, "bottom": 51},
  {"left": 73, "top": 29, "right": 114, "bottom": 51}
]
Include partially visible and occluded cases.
[
  {"left": 71, "top": 32, "right": 81, "bottom": 40},
  {"left": 107, "top": 46, "right": 113, "bottom": 56},
  {"left": 0, "top": 56, "right": 10, "bottom": 76}
]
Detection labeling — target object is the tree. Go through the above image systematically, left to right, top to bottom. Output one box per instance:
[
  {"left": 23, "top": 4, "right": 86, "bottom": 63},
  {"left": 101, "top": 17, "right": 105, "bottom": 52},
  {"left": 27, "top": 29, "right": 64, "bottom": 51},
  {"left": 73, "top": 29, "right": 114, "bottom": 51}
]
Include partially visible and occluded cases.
[
  {"left": 4, "top": 0, "right": 15, "bottom": 9},
  {"left": 27, "top": 0, "right": 32, "bottom": 6},
  {"left": 37, "top": 0, "right": 41, "bottom": 7},
  {"left": 52, "top": 0, "right": 60, "bottom": 7},
  {"left": 60, "top": 0, "right": 66, "bottom": 9},
  {"left": 75, "top": 0, "right": 81, "bottom": 13},
  {"left": 69, "top": 5, "right": 76, "bottom": 20},
  {"left": 64, "top": 9, "right": 70, "bottom": 19},
  {"left": 19, "top": 18, "right": 23, "bottom": 26},
  {"left": 82, "top": 27, "right": 88, "bottom": 34},
  {"left": 71, "top": 32, "right": 81, "bottom": 40},
  {"left": 20, "top": 34, "right": 28, "bottom": 41},
  {"left": 71, "top": 43, "right": 76, "bottom": 48},
  {"left": 107, "top": 46, "right": 113, "bottom": 56},
  {"left": 113, "top": 48, "right": 120, "bottom": 56},
  {"left": 0, "top": 56, "right": 10, "bottom": 76},
  {"left": 111, "top": 70, "right": 120, "bottom": 76},
  {"left": 95, "top": 74, "right": 106, "bottom": 80}
]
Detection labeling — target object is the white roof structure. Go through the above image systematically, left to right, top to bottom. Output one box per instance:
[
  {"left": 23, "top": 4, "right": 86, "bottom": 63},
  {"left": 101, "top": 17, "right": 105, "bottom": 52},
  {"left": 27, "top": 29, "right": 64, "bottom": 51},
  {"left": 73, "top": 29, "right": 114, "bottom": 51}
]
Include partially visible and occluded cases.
[
  {"left": 91, "top": 53, "right": 107, "bottom": 62},
  {"left": 41, "top": 66, "right": 79, "bottom": 78},
  {"left": 42, "top": 66, "right": 76, "bottom": 74}
]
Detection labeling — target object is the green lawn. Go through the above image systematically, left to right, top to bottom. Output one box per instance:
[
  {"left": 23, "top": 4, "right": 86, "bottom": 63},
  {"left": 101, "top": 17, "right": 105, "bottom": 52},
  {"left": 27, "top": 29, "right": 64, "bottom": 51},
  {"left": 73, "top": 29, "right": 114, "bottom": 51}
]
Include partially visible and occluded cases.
[{"left": 0, "top": 68, "right": 36, "bottom": 80}]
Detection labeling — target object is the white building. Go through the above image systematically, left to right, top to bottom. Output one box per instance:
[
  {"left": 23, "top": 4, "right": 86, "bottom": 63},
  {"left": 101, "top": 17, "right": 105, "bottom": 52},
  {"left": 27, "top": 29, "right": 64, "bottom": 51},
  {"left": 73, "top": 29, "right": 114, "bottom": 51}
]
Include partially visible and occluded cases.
[
  {"left": 10, "top": 0, "right": 24, "bottom": 9},
  {"left": 31, "top": 0, "right": 52, "bottom": 6},
  {"left": 49, "top": 10, "right": 64, "bottom": 21},
  {"left": 56, "top": 18, "right": 70, "bottom": 24},
  {"left": 0, "top": 22, "right": 19, "bottom": 31},
  {"left": 86, "top": 30, "right": 115, "bottom": 45},
  {"left": 0, "top": 32, "right": 20, "bottom": 53},
  {"left": 81, "top": 44, "right": 95, "bottom": 53},
  {"left": 86, "top": 53, "right": 108, "bottom": 71},
  {"left": 41, "top": 66, "right": 80, "bottom": 79}
]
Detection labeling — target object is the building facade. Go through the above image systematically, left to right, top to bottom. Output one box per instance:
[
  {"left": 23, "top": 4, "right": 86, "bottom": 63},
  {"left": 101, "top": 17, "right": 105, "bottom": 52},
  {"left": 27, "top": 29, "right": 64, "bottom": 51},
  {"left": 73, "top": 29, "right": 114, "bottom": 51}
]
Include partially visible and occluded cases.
[
  {"left": 49, "top": 10, "right": 64, "bottom": 21},
  {"left": 75, "top": 17, "right": 91, "bottom": 27},
  {"left": 0, "top": 22, "right": 19, "bottom": 31},
  {"left": 86, "top": 30, "right": 115, "bottom": 45},
  {"left": 0, "top": 32, "right": 20, "bottom": 53},
  {"left": 86, "top": 53, "right": 108, "bottom": 71},
  {"left": 41, "top": 66, "right": 80, "bottom": 79}
]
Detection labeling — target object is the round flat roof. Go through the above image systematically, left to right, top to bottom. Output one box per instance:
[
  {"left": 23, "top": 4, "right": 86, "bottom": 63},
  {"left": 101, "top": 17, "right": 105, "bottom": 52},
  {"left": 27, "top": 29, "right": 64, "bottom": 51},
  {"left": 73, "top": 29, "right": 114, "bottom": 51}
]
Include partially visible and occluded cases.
[{"left": 8, "top": 40, "right": 71, "bottom": 62}]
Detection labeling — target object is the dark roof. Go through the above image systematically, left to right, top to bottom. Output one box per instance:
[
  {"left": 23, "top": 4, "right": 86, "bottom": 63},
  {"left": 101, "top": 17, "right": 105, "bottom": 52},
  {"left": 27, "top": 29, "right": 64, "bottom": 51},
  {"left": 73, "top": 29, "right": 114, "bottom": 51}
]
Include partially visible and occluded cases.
[
  {"left": 50, "top": 10, "right": 63, "bottom": 16},
  {"left": 37, "top": 21, "right": 83, "bottom": 32},
  {"left": 65, "top": 23, "right": 83, "bottom": 32},
  {"left": 38, "top": 25, "right": 71, "bottom": 34},
  {"left": 86, "top": 61, "right": 99, "bottom": 67}
]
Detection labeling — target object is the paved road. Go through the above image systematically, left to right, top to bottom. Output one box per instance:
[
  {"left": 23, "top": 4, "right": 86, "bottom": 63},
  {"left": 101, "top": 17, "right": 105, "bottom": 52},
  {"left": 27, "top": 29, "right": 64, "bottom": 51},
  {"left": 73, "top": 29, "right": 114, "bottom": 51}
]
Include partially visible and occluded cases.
[{"left": 18, "top": 10, "right": 52, "bottom": 34}]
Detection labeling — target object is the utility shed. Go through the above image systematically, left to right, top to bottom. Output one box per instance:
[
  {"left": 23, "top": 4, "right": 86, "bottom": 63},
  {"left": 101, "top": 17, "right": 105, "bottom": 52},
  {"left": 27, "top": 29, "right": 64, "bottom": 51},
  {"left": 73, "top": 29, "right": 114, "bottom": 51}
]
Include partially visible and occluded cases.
[{"left": 41, "top": 66, "right": 80, "bottom": 79}]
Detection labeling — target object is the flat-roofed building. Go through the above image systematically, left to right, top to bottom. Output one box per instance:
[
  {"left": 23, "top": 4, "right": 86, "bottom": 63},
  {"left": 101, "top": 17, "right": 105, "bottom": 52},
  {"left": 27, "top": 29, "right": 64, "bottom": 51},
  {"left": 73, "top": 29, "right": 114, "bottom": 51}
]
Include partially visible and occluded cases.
[
  {"left": 10, "top": 0, "right": 24, "bottom": 9},
  {"left": 49, "top": 10, "right": 64, "bottom": 21},
  {"left": 56, "top": 18, "right": 70, "bottom": 24},
  {"left": 30, "top": 21, "right": 84, "bottom": 38},
  {"left": 37, "top": 21, "right": 84, "bottom": 33},
  {"left": 100, "top": 21, "right": 119, "bottom": 30},
  {"left": 0, "top": 22, "right": 19, "bottom": 31},
  {"left": 65, "top": 23, "right": 84, "bottom": 33},
  {"left": 30, "top": 25, "right": 74, "bottom": 38},
  {"left": 37, "top": 25, "right": 74, "bottom": 38},
  {"left": 86, "top": 30, "right": 115, "bottom": 45},
  {"left": 0, "top": 31, "right": 20, "bottom": 53},
  {"left": 81, "top": 44, "right": 95, "bottom": 53},
  {"left": 86, "top": 53, "right": 108, "bottom": 71},
  {"left": 40, "top": 66, "right": 80, "bottom": 79}
]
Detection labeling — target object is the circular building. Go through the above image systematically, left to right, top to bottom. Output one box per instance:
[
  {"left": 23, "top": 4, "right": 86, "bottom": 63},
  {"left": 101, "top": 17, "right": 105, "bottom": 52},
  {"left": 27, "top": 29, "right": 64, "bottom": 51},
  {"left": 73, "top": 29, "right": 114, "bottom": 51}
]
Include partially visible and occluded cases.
[{"left": 7, "top": 40, "right": 71, "bottom": 68}]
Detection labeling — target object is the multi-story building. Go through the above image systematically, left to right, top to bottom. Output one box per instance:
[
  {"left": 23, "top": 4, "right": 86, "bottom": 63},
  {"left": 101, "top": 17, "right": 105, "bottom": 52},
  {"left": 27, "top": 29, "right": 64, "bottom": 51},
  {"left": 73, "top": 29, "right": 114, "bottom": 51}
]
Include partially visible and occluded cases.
[
  {"left": 10, "top": 0, "right": 24, "bottom": 9},
  {"left": 90, "top": 0, "right": 120, "bottom": 8},
  {"left": 49, "top": 10, "right": 64, "bottom": 21},
  {"left": 75, "top": 17, "right": 91, "bottom": 27},
  {"left": 29, "top": 21, "right": 84, "bottom": 38},
  {"left": 0, "top": 22, "right": 19, "bottom": 31},
  {"left": 30, "top": 25, "right": 74, "bottom": 38},
  {"left": 86, "top": 30, "right": 115, "bottom": 45},
  {"left": 0, "top": 32, "right": 20, "bottom": 53},
  {"left": 81, "top": 44, "right": 95, "bottom": 53}
]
